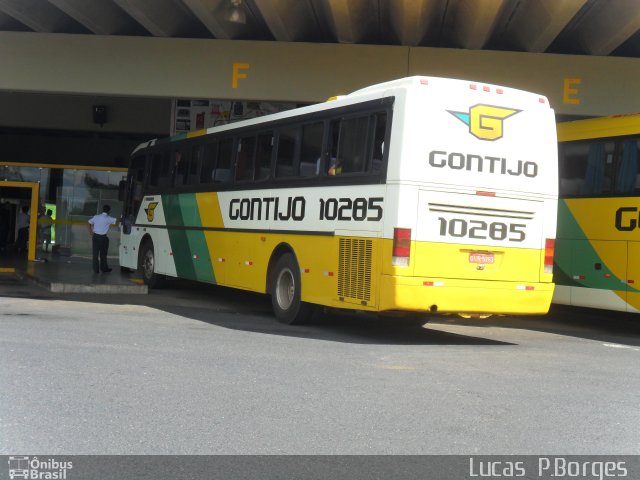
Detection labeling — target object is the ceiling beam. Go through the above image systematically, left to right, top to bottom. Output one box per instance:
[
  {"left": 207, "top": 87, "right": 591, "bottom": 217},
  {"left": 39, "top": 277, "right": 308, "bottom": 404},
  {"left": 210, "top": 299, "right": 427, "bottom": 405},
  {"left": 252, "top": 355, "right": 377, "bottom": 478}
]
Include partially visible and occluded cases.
[
  {"left": 0, "top": 0, "right": 79, "bottom": 32},
  {"left": 47, "top": 0, "right": 143, "bottom": 35},
  {"left": 112, "top": 0, "right": 209, "bottom": 37},
  {"left": 181, "top": 0, "right": 231, "bottom": 39},
  {"left": 252, "top": 0, "right": 318, "bottom": 42},
  {"left": 324, "top": 0, "right": 373, "bottom": 44},
  {"left": 389, "top": 0, "right": 444, "bottom": 46},
  {"left": 448, "top": 0, "right": 507, "bottom": 50},
  {"left": 496, "top": 0, "right": 588, "bottom": 53},
  {"left": 572, "top": 0, "right": 640, "bottom": 55},
  {"left": 0, "top": 9, "right": 28, "bottom": 30}
]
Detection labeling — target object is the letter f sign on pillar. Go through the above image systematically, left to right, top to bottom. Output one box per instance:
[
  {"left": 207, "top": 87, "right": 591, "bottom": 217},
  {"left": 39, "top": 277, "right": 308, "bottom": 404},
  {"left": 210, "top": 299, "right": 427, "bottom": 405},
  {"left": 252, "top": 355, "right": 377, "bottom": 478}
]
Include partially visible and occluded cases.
[{"left": 232, "top": 63, "right": 250, "bottom": 89}]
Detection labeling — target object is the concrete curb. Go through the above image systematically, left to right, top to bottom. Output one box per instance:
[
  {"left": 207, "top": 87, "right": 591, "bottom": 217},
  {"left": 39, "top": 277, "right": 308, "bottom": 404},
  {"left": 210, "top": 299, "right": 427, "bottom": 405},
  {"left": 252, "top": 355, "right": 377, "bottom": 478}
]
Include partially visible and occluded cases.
[
  {"left": 16, "top": 270, "right": 148, "bottom": 294},
  {"left": 49, "top": 282, "right": 148, "bottom": 294}
]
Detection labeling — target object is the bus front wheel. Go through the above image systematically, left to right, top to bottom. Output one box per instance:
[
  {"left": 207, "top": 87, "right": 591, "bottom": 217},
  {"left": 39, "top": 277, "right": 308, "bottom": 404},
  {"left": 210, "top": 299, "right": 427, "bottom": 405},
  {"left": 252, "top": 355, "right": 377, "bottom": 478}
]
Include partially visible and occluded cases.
[
  {"left": 139, "top": 241, "right": 164, "bottom": 288},
  {"left": 271, "top": 253, "right": 313, "bottom": 325}
]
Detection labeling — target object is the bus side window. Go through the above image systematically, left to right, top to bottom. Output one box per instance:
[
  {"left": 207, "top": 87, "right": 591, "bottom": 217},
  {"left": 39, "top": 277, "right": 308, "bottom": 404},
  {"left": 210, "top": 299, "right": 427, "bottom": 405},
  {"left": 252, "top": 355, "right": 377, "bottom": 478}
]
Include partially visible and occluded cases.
[
  {"left": 371, "top": 112, "right": 387, "bottom": 174},
  {"left": 327, "top": 116, "right": 369, "bottom": 176},
  {"left": 326, "top": 120, "right": 340, "bottom": 175},
  {"left": 300, "top": 122, "right": 322, "bottom": 178},
  {"left": 275, "top": 127, "right": 298, "bottom": 178},
  {"left": 255, "top": 132, "right": 273, "bottom": 181},
  {"left": 236, "top": 136, "right": 256, "bottom": 182},
  {"left": 215, "top": 138, "right": 233, "bottom": 184},
  {"left": 616, "top": 139, "right": 639, "bottom": 194},
  {"left": 633, "top": 140, "right": 640, "bottom": 193},
  {"left": 201, "top": 141, "right": 218, "bottom": 184},
  {"left": 560, "top": 141, "right": 615, "bottom": 196},
  {"left": 188, "top": 145, "right": 202, "bottom": 185},
  {"left": 174, "top": 149, "right": 190, "bottom": 186},
  {"left": 149, "top": 151, "right": 170, "bottom": 188},
  {"left": 160, "top": 151, "right": 173, "bottom": 188},
  {"left": 124, "top": 154, "right": 147, "bottom": 228},
  {"left": 131, "top": 156, "right": 146, "bottom": 202}
]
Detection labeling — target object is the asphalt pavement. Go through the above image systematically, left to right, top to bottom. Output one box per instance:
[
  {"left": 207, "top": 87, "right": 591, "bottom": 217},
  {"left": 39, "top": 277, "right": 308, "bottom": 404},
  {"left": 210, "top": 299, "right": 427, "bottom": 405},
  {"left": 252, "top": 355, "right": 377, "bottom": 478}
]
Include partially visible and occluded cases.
[{"left": 1, "top": 273, "right": 639, "bottom": 455}]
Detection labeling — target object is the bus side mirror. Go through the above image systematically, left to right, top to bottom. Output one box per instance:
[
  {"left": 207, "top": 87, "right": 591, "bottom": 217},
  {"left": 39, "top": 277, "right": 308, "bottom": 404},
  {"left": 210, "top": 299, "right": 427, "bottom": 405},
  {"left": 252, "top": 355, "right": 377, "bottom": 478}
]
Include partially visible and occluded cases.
[
  {"left": 118, "top": 180, "right": 126, "bottom": 201},
  {"left": 122, "top": 213, "right": 134, "bottom": 235}
]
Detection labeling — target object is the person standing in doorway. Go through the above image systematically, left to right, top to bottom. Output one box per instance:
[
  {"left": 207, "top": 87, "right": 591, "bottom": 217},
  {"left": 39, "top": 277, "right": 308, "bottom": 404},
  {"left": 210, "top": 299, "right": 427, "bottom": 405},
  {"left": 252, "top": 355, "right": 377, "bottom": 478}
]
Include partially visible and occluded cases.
[
  {"left": 16, "top": 205, "right": 30, "bottom": 254},
  {"left": 87, "top": 205, "right": 116, "bottom": 273}
]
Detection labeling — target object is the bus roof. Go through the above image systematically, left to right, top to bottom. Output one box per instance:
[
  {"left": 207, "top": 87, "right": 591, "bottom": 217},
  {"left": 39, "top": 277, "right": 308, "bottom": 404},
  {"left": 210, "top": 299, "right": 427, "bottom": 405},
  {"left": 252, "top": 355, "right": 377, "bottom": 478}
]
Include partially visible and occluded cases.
[
  {"left": 132, "top": 75, "right": 550, "bottom": 155},
  {"left": 557, "top": 112, "right": 640, "bottom": 142}
]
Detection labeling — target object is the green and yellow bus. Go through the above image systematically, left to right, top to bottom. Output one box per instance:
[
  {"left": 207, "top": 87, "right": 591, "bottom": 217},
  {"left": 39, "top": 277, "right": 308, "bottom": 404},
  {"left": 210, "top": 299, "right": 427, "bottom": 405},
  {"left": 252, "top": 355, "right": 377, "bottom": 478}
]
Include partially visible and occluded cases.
[
  {"left": 119, "top": 76, "right": 558, "bottom": 324},
  {"left": 556, "top": 113, "right": 640, "bottom": 312}
]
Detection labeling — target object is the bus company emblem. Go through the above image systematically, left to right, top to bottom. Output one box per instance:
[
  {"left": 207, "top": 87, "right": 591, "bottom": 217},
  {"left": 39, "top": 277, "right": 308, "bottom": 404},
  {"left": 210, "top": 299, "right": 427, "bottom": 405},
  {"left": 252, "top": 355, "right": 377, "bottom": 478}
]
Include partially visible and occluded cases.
[
  {"left": 448, "top": 104, "right": 521, "bottom": 141},
  {"left": 145, "top": 202, "right": 159, "bottom": 222}
]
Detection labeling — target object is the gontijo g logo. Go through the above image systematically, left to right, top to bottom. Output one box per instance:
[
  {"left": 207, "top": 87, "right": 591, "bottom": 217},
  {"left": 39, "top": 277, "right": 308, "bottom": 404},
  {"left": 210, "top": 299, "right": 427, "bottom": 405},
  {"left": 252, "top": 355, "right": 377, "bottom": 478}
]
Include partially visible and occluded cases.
[
  {"left": 448, "top": 104, "right": 521, "bottom": 141},
  {"left": 144, "top": 202, "right": 159, "bottom": 222}
]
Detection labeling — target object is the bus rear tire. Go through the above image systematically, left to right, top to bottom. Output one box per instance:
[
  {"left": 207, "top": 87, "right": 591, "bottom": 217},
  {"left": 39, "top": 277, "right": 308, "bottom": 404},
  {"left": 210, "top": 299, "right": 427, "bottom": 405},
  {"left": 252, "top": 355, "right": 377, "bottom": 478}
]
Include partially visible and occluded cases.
[
  {"left": 139, "top": 241, "right": 165, "bottom": 289},
  {"left": 271, "top": 253, "right": 314, "bottom": 325}
]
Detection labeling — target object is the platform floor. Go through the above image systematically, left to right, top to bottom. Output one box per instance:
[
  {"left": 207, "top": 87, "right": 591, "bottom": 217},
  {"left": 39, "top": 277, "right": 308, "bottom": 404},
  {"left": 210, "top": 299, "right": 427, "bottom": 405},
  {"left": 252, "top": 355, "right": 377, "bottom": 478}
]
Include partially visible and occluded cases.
[{"left": 0, "top": 250, "right": 147, "bottom": 294}]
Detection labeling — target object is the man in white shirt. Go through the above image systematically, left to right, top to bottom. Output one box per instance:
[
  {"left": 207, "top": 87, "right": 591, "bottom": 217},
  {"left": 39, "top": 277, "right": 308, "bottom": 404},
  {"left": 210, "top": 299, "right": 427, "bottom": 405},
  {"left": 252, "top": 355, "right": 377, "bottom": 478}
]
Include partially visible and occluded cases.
[{"left": 87, "top": 204, "right": 117, "bottom": 273}]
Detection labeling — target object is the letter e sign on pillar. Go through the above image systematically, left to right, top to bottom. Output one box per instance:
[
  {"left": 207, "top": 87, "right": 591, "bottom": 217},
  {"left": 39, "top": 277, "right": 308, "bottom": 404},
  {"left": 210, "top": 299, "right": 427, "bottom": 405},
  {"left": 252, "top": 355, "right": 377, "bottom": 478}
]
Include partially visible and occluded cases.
[
  {"left": 232, "top": 63, "right": 250, "bottom": 89},
  {"left": 563, "top": 78, "right": 581, "bottom": 105}
]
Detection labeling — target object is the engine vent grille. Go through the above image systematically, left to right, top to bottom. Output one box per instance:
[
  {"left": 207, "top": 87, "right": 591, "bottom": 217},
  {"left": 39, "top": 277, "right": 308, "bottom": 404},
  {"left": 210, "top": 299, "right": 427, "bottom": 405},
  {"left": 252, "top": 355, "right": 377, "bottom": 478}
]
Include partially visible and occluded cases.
[{"left": 338, "top": 238, "right": 372, "bottom": 302}]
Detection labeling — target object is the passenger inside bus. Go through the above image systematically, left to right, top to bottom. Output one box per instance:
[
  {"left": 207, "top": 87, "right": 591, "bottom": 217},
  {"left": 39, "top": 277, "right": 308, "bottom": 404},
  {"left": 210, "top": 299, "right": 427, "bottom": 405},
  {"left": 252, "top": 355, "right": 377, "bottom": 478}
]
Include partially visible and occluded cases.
[{"left": 328, "top": 157, "right": 342, "bottom": 175}]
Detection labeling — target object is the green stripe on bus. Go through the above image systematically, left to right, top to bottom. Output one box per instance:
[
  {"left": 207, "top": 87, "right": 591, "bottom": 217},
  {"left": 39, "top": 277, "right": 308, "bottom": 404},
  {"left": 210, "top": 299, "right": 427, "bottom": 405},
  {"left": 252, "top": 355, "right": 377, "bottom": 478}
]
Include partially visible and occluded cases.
[
  {"left": 164, "top": 194, "right": 215, "bottom": 284},
  {"left": 555, "top": 201, "right": 634, "bottom": 291}
]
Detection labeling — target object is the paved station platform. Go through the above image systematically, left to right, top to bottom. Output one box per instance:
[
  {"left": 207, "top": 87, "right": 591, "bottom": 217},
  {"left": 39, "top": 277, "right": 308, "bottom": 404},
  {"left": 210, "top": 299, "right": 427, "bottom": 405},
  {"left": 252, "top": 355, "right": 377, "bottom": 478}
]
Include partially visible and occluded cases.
[{"left": 0, "top": 251, "right": 147, "bottom": 294}]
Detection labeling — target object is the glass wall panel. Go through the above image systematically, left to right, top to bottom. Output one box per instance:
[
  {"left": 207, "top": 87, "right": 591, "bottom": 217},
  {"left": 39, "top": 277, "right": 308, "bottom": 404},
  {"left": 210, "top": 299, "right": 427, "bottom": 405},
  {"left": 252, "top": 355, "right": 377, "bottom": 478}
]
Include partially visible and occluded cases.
[{"left": 54, "top": 168, "right": 125, "bottom": 257}]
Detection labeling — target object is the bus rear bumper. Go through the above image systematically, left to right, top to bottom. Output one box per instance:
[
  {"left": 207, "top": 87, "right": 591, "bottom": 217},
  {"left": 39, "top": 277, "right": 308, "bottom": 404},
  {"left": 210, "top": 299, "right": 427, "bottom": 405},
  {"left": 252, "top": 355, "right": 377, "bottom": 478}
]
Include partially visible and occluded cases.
[{"left": 379, "top": 275, "right": 555, "bottom": 316}]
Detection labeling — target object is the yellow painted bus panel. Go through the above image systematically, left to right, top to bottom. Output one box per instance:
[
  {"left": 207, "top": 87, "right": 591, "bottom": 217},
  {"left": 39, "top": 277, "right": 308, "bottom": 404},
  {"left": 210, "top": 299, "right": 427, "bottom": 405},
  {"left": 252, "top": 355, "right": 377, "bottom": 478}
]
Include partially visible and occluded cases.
[
  {"left": 557, "top": 114, "right": 640, "bottom": 142},
  {"left": 196, "top": 192, "right": 225, "bottom": 228},
  {"left": 564, "top": 198, "right": 640, "bottom": 242},
  {"left": 199, "top": 230, "right": 382, "bottom": 309},
  {"left": 203, "top": 230, "right": 226, "bottom": 284},
  {"left": 225, "top": 232, "right": 271, "bottom": 291},
  {"left": 381, "top": 238, "right": 550, "bottom": 283},
  {"left": 571, "top": 240, "right": 628, "bottom": 292},
  {"left": 411, "top": 241, "right": 546, "bottom": 283},
  {"left": 625, "top": 242, "right": 640, "bottom": 312},
  {"left": 378, "top": 275, "right": 554, "bottom": 315}
]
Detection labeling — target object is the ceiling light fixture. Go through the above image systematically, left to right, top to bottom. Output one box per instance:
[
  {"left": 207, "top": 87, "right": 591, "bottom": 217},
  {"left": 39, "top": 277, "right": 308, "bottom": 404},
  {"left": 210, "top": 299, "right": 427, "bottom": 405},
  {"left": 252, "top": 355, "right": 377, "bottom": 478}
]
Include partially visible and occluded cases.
[{"left": 226, "top": 0, "right": 246, "bottom": 24}]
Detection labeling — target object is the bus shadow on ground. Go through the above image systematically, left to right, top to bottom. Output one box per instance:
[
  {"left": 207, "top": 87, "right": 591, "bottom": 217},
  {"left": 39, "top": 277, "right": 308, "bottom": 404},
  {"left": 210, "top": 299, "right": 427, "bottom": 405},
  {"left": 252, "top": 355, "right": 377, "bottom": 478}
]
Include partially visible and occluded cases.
[
  {"left": 140, "top": 280, "right": 515, "bottom": 346},
  {"left": 141, "top": 280, "right": 640, "bottom": 346},
  {"left": 445, "top": 304, "right": 640, "bottom": 347},
  {"left": 170, "top": 306, "right": 515, "bottom": 346}
]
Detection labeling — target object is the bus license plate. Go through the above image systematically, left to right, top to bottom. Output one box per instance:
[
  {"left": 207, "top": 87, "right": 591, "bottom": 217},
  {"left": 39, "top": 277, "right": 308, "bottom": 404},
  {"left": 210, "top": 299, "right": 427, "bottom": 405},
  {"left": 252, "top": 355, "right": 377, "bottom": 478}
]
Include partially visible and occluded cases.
[{"left": 469, "top": 253, "right": 494, "bottom": 264}]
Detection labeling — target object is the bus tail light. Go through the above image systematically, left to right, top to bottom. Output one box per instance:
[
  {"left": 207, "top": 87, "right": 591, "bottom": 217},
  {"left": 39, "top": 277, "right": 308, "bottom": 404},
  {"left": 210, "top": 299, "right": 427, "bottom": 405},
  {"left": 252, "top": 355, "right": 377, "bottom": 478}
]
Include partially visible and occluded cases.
[
  {"left": 392, "top": 228, "right": 411, "bottom": 267},
  {"left": 544, "top": 238, "right": 555, "bottom": 274}
]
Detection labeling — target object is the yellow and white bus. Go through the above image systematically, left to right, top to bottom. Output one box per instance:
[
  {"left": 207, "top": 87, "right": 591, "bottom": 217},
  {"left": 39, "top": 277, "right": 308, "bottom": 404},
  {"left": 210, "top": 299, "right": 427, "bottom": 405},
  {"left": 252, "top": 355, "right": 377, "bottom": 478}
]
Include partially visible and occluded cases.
[
  {"left": 119, "top": 76, "right": 558, "bottom": 324},
  {"left": 556, "top": 113, "right": 640, "bottom": 313}
]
